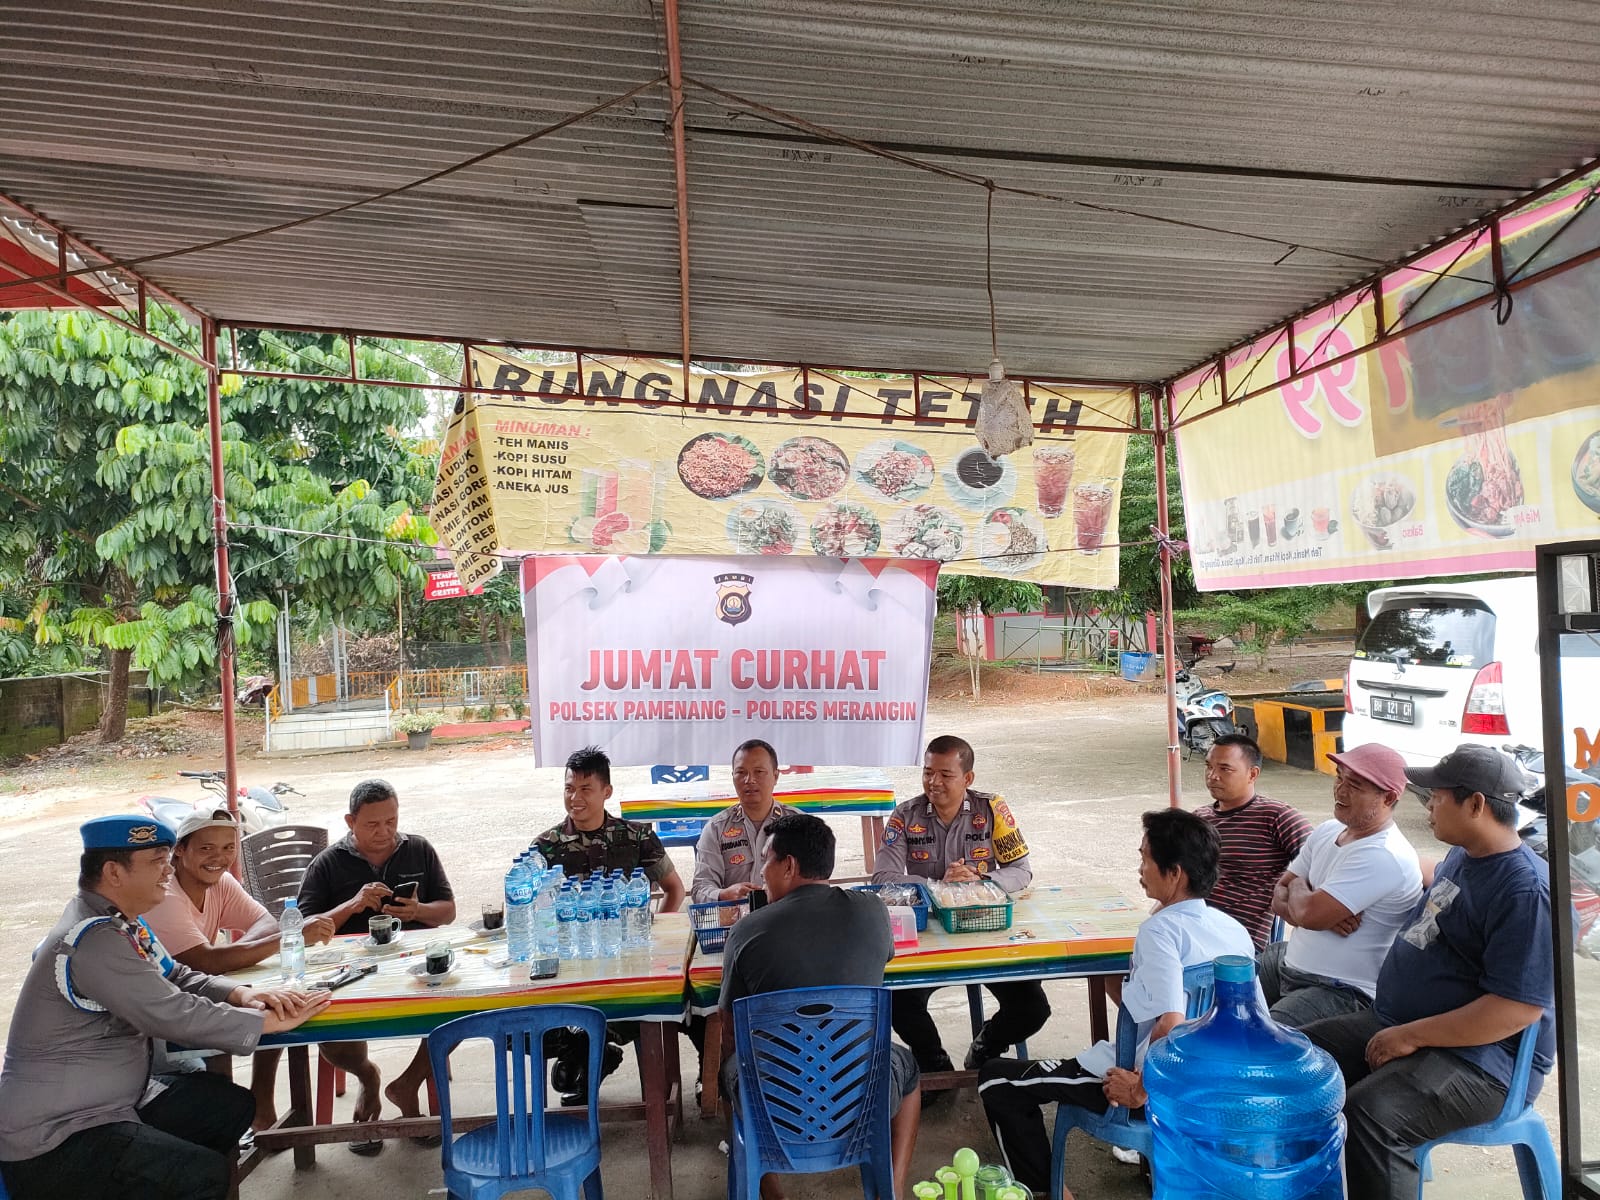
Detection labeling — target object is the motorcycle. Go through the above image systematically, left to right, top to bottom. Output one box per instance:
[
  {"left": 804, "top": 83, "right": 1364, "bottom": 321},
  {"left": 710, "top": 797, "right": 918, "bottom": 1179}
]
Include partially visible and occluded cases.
[
  {"left": 1174, "top": 668, "right": 1237, "bottom": 759},
  {"left": 236, "top": 675, "right": 276, "bottom": 705},
  {"left": 1501, "top": 743, "right": 1600, "bottom": 949},
  {"left": 139, "top": 769, "right": 299, "bottom": 838}
]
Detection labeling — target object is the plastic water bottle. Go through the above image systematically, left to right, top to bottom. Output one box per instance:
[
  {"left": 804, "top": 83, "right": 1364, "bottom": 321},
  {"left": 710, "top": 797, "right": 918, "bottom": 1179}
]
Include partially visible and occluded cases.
[
  {"left": 527, "top": 847, "right": 548, "bottom": 876},
  {"left": 505, "top": 859, "right": 535, "bottom": 963},
  {"left": 624, "top": 868, "right": 652, "bottom": 946},
  {"left": 597, "top": 876, "right": 622, "bottom": 958},
  {"left": 534, "top": 877, "right": 559, "bottom": 957},
  {"left": 574, "top": 880, "right": 596, "bottom": 959},
  {"left": 556, "top": 881, "right": 578, "bottom": 959},
  {"left": 278, "top": 897, "right": 305, "bottom": 985},
  {"left": 1143, "top": 955, "right": 1345, "bottom": 1198}
]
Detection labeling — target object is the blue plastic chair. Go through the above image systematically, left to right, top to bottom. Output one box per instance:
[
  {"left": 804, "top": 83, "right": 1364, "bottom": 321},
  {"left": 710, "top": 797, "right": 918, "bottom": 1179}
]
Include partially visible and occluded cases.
[
  {"left": 650, "top": 764, "right": 710, "bottom": 847},
  {"left": 1049, "top": 962, "right": 1217, "bottom": 1198},
  {"left": 728, "top": 986, "right": 896, "bottom": 1200},
  {"left": 426, "top": 1003, "right": 606, "bottom": 1200},
  {"left": 1414, "top": 1021, "right": 1557, "bottom": 1199}
]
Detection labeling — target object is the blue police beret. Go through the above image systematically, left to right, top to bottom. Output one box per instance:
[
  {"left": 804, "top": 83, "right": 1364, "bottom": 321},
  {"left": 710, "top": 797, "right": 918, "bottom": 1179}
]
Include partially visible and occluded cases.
[{"left": 80, "top": 815, "right": 177, "bottom": 851}]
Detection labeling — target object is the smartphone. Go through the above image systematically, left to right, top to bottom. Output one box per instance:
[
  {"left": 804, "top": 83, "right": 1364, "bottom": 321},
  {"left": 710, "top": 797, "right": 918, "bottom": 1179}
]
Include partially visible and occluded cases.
[
  {"left": 384, "top": 881, "right": 420, "bottom": 906},
  {"left": 748, "top": 889, "right": 768, "bottom": 911},
  {"left": 529, "top": 956, "right": 560, "bottom": 981},
  {"left": 312, "top": 964, "right": 374, "bottom": 991}
]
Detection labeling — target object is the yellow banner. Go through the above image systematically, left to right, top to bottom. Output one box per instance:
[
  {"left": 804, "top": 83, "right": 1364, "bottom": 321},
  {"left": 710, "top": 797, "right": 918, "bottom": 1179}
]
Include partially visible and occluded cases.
[
  {"left": 1174, "top": 223, "right": 1600, "bottom": 590},
  {"left": 433, "top": 351, "right": 1134, "bottom": 590}
]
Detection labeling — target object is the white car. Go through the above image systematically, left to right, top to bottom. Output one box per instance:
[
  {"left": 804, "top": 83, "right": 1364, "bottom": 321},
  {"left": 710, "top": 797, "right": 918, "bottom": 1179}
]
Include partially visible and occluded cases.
[{"left": 1342, "top": 576, "right": 1546, "bottom": 767}]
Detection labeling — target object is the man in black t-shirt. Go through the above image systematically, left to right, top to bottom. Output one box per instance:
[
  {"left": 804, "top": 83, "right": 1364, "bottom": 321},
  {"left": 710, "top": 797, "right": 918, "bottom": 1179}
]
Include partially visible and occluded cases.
[
  {"left": 297, "top": 779, "right": 456, "bottom": 1155},
  {"left": 720, "top": 813, "right": 920, "bottom": 1200}
]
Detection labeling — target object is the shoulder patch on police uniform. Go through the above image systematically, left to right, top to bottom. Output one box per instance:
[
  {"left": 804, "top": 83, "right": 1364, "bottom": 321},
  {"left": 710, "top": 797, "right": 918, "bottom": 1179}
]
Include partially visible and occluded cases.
[
  {"left": 990, "top": 796, "right": 1028, "bottom": 865},
  {"left": 882, "top": 815, "right": 905, "bottom": 846}
]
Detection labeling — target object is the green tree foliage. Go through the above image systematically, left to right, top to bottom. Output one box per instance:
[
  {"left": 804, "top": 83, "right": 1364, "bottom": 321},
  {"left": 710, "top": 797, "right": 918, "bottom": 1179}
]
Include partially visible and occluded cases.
[
  {"left": 0, "top": 310, "right": 436, "bottom": 738},
  {"left": 934, "top": 574, "right": 1044, "bottom": 615},
  {"left": 1177, "top": 583, "right": 1369, "bottom": 664}
]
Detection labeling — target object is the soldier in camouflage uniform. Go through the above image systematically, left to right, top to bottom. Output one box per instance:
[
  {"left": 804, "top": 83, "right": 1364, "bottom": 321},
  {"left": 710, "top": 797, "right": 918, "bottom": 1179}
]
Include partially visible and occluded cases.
[{"left": 532, "top": 746, "right": 686, "bottom": 1104}]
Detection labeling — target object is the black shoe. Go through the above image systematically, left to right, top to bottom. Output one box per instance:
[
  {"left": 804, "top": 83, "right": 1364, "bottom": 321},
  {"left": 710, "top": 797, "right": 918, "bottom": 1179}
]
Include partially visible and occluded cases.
[
  {"left": 964, "top": 1037, "right": 1004, "bottom": 1071},
  {"left": 551, "top": 1039, "right": 626, "bottom": 1100},
  {"left": 919, "top": 1051, "right": 955, "bottom": 1111}
]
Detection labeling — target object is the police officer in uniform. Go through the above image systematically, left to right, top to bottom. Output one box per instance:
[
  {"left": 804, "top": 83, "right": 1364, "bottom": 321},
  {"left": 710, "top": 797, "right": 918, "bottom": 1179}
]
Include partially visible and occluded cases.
[
  {"left": 872, "top": 734, "right": 1049, "bottom": 1075},
  {"left": 690, "top": 738, "right": 793, "bottom": 903},
  {"left": 533, "top": 746, "right": 687, "bottom": 1103},
  {"left": 0, "top": 816, "right": 330, "bottom": 1200}
]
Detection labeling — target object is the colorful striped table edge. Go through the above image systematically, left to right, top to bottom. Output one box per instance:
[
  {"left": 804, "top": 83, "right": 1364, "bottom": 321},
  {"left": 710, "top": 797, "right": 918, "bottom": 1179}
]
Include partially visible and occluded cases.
[{"left": 621, "top": 787, "right": 896, "bottom": 821}]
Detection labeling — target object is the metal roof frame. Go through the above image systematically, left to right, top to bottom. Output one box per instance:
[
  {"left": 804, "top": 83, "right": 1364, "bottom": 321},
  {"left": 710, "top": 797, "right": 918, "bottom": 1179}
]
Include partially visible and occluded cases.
[{"left": 3, "top": 2, "right": 1599, "bottom": 389}]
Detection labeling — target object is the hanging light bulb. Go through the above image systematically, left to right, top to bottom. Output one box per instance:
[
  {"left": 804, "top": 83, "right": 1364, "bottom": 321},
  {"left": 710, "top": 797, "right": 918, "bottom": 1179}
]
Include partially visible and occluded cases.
[{"left": 974, "top": 184, "right": 1033, "bottom": 458}]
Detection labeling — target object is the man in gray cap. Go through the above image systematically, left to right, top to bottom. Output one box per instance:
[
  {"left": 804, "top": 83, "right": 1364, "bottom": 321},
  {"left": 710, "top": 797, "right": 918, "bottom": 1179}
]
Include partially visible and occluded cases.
[
  {"left": 1301, "top": 743, "right": 1553, "bottom": 1200},
  {"left": 0, "top": 815, "right": 331, "bottom": 1200}
]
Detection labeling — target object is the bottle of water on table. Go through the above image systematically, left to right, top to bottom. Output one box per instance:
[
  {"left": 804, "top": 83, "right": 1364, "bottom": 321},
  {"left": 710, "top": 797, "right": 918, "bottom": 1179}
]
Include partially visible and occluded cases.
[
  {"left": 505, "top": 858, "right": 534, "bottom": 963},
  {"left": 624, "top": 867, "right": 651, "bottom": 946},
  {"left": 534, "top": 875, "right": 559, "bottom": 957},
  {"left": 597, "top": 876, "right": 622, "bottom": 958},
  {"left": 574, "top": 879, "right": 596, "bottom": 959},
  {"left": 556, "top": 881, "right": 578, "bottom": 960},
  {"left": 278, "top": 897, "right": 305, "bottom": 985}
]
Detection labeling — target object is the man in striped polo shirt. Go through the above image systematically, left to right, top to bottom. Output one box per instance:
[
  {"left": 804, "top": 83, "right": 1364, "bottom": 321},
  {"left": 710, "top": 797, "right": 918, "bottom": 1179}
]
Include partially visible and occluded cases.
[{"left": 1196, "top": 733, "right": 1312, "bottom": 948}]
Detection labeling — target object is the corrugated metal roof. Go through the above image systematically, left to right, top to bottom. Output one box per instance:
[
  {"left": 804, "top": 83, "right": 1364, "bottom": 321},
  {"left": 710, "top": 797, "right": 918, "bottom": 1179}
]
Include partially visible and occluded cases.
[{"left": 1, "top": 0, "right": 1597, "bottom": 380}]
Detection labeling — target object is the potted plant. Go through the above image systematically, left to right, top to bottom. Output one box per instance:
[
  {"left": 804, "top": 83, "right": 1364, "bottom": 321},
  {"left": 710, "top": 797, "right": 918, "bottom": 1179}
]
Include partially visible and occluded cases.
[{"left": 394, "top": 710, "right": 444, "bottom": 750}]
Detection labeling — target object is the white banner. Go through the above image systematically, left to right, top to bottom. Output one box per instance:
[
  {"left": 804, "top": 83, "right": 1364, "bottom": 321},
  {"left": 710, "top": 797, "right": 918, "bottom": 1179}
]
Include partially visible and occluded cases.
[{"left": 521, "top": 555, "right": 937, "bottom": 767}]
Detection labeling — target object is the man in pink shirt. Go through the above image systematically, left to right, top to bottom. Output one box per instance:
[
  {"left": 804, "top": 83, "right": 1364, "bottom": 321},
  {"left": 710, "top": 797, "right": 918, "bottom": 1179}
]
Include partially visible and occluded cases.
[{"left": 144, "top": 807, "right": 334, "bottom": 1129}]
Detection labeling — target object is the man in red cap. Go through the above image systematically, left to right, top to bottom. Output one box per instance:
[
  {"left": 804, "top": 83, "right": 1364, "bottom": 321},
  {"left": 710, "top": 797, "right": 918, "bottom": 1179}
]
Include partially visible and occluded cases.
[
  {"left": 1261, "top": 742, "right": 1424, "bottom": 1027},
  {"left": 1302, "top": 742, "right": 1552, "bottom": 1200}
]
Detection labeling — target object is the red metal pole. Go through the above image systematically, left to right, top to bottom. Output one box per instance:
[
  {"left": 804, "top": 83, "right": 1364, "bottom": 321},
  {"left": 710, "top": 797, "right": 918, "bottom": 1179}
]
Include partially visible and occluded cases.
[
  {"left": 663, "top": 0, "right": 695, "bottom": 398},
  {"left": 203, "top": 316, "right": 241, "bottom": 818},
  {"left": 1154, "top": 385, "right": 1182, "bottom": 807}
]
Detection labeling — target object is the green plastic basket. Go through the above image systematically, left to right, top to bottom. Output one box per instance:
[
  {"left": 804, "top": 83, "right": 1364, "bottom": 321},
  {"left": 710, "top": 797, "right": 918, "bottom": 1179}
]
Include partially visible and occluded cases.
[{"left": 932, "top": 897, "right": 1013, "bottom": 934}]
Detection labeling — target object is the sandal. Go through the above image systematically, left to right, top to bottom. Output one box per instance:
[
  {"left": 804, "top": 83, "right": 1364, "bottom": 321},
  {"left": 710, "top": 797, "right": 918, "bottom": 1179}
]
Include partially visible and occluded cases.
[{"left": 349, "top": 1137, "right": 385, "bottom": 1157}]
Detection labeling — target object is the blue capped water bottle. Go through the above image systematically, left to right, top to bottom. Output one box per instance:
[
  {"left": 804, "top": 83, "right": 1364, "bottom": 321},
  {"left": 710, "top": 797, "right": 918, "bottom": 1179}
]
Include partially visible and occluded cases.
[
  {"left": 504, "top": 858, "right": 534, "bottom": 963},
  {"left": 624, "top": 868, "right": 651, "bottom": 946},
  {"left": 534, "top": 875, "right": 559, "bottom": 957},
  {"left": 597, "top": 875, "right": 623, "bottom": 958},
  {"left": 574, "top": 879, "right": 596, "bottom": 959},
  {"left": 556, "top": 881, "right": 578, "bottom": 959},
  {"left": 1143, "top": 955, "right": 1345, "bottom": 1199}
]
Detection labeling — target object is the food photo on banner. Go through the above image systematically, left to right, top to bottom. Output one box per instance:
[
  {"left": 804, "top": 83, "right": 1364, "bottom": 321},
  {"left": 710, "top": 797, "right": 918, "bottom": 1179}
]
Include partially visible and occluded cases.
[
  {"left": 1173, "top": 181, "right": 1600, "bottom": 591},
  {"left": 429, "top": 349, "right": 1133, "bottom": 592},
  {"left": 520, "top": 555, "right": 938, "bottom": 767}
]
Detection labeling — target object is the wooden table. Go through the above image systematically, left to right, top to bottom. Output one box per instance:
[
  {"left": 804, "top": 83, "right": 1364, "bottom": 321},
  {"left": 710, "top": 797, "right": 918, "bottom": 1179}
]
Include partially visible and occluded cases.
[
  {"left": 618, "top": 767, "right": 897, "bottom": 869},
  {"left": 686, "top": 884, "right": 1145, "bottom": 1116},
  {"left": 242, "top": 913, "right": 695, "bottom": 1200}
]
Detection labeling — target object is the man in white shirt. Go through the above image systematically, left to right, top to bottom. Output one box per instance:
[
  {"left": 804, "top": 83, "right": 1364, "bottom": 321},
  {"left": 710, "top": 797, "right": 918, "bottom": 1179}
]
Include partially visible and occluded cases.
[
  {"left": 1263, "top": 743, "right": 1423, "bottom": 1028},
  {"left": 977, "top": 808, "right": 1253, "bottom": 1197}
]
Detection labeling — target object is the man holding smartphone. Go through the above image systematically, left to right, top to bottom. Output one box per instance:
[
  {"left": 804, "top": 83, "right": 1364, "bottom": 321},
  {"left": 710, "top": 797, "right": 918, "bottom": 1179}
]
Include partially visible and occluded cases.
[{"left": 298, "top": 779, "right": 456, "bottom": 1154}]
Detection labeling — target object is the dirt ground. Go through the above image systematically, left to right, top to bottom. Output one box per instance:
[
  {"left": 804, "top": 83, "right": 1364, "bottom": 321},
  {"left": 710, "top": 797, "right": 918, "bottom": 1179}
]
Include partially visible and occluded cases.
[{"left": 0, "top": 670, "right": 1549, "bottom": 1198}]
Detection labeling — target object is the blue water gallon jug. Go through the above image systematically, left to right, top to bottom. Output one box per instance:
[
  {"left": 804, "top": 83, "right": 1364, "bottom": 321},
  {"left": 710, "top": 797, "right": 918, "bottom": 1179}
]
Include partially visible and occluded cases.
[{"left": 1143, "top": 955, "right": 1345, "bottom": 1199}]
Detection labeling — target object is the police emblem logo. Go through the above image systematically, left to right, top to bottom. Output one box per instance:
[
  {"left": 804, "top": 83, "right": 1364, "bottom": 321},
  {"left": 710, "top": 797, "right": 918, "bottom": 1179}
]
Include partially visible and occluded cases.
[
  {"left": 714, "top": 572, "right": 755, "bottom": 626},
  {"left": 126, "top": 824, "right": 161, "bottom": 845},
  {"left": 908, "top": 824, "right": 927, "bottom": 835},
  {"left": 724, "top": 826, "right": 745, "bottom": 840},
  {"left": 729, "top": 853, "right": 746, "bottom": 866}
]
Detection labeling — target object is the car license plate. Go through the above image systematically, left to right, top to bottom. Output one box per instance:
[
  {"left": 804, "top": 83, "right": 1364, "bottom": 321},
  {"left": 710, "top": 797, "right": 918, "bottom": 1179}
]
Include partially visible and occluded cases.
[{"left": 1370, "top": 696, "right": 1414, "bottom": 724}]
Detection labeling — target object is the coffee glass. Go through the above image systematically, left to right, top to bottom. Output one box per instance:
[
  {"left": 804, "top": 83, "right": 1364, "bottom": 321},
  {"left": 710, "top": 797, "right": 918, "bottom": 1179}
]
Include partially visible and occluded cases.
[
  {"left": 368, "top": 914, "right": 396, "bottom": 945},
  {"left": 425, "top": 940, "right": 453, "bottom": 975}
]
